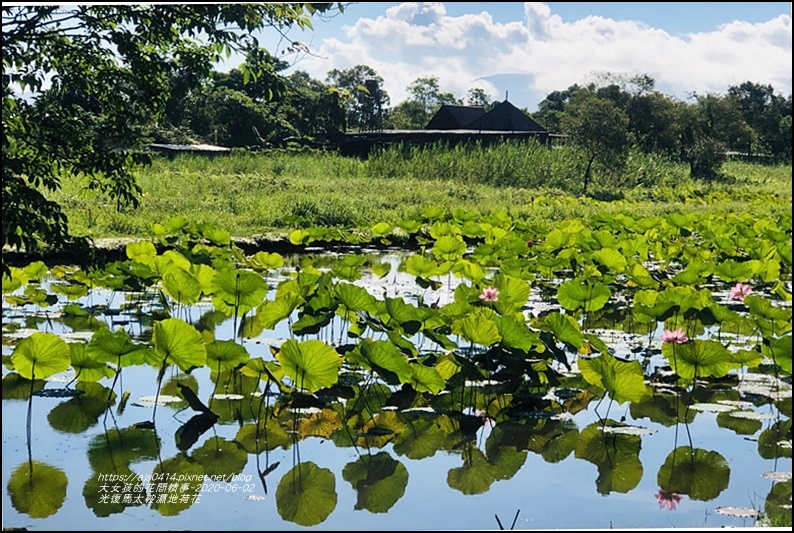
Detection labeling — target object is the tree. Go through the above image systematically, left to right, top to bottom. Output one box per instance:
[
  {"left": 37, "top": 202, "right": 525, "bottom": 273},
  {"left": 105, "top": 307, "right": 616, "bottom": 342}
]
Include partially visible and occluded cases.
[
  {"left": 2, "top": 4, "right": 343, "bottom": 266},
  {"left": 326, "top": 65, "right": 389, "bottom": 132},
  {"left": 727, "top": 81, "right": 791, "bottom": 159},
  {"left": 465, "top": 87, "right": 496, "bottom": 110},
  {"left": 561, "top": 94, "right": 630, "bottom": 195}
]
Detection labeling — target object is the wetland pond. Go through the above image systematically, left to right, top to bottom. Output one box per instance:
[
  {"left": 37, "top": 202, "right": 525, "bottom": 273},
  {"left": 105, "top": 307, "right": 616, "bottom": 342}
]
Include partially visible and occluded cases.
[{"left": 2, "top": 226, "right": 792, "bottom": 531}]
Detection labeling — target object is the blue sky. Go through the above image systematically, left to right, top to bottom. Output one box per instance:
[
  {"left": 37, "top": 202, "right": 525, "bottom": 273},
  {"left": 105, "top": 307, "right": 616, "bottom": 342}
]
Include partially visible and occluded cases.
[{"left": 230, "top": 2, "right": 792, "bottom": 111}]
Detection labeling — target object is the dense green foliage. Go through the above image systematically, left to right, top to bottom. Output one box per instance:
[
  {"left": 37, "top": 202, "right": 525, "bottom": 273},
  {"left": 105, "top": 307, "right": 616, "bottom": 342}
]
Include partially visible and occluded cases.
[{"left": 2, "top": 3, "right": 344, "bottom": 265}]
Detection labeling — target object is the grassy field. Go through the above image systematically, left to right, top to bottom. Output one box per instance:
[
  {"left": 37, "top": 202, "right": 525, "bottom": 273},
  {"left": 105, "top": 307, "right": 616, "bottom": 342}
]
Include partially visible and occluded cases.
[{"left": 52, "top": 143, "right": 793, "bottom": 243}]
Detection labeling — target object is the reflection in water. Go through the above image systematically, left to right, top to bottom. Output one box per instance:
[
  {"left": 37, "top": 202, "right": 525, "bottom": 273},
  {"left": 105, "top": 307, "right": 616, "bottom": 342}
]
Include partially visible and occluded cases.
[{"left": 654, "top": 489, "right": 682, "bottom": 510}]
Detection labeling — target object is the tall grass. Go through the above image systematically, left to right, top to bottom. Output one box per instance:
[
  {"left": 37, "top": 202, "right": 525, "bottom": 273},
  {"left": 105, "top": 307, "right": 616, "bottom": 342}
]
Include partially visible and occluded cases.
[{"left": 50, "top": 144, "right": 792, "bottom": 242}]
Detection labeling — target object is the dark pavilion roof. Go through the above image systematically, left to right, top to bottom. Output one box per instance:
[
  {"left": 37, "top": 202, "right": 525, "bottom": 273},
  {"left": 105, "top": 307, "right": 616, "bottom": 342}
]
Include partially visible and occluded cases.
[
  {"left": 425, "top": 100, "right": 546, "bottom": 132},
  {"left": 425, "top": 105, "right": 486, "bottom": 129}
]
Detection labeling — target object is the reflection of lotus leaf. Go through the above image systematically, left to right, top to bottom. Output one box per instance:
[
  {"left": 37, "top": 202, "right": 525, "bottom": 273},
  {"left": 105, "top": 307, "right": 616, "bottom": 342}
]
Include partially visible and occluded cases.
[
  {"left": 2, "top": 373, "right": 46, "bottom": 400},
  {"left": 47, "top": 382, "right": 116, "bottom": 433},
  {"left": 298, "top": 408, "right": 342, "bottom": 439},
  {"left": 356, "top": 411, "right": 405, "bottom": 448},
  {"left": 716, "top": 411, "right": 763, "bottom": 435},
  {"left": 391, "top": 416, "right": 447, "bottom": 460},
  {"left": 235, "top": 419, "right": 290, "bottom": 454},
  {"left": 758, "top": 420, "right": 792, "bottom": 460},
  {"left": 575, "top": 421, "right": 643, "bottom": 495},
  {"left": 191, "top": 436, "right": 248, "bottom": 479},
  {"left": 657, "top": 446, "right": 730, "bottom": 501},
  {"left": 447, "top": 447, "right": 498, "bottom": 495},
  {"left": 342, "top": 451, "right": 408, "bottom": 513},
  {"left": 151, "top": 454, "right": 204, "bottom": 516},
  {"left": 7, "top": 461, "right": 68, "bottom": 518},
  {"left": 276, "top": 461, "right": 337, "bottom": 527},
  {"left": 83, "top": 468, "right": 145, "bottom": 517},
  {"left": 764, "top": 480, "right": 792, "bottom": 527}
]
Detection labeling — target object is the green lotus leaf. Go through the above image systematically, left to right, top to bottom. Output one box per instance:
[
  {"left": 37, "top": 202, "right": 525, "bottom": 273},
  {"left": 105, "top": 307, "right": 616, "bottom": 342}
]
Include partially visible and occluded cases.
[
  {"left": 371, "top": 221, "right": 391, "bottom": 237},
  {"left": 199, "top": 223, "right": 231, "bottom": 246},
  {"left": 543, "top": 228, "right": 576, "bottom": 251},
  {"left": 289, "top": 229, "right": 311, "bottom": 245},
  {"left": 432, "top": 235, "right": 467, "bottom": 261},
  {"left": 126, "top": 240, "right": 157, "bottom": 266},
  {"left": 591, "top": 248, "right": 628, "bottom": 273},
  {"left": 154, "top": 249, "right": 192, "bottom": 277},
  {"left": 250, "top": 251, "right": 284, "bottom": 271},
  {"left": 403, "top": 254, "right": 440, "bottom": 278},
  {"left": 450, "top": 259, "right": 486, "bottom": 282},
  {"left": 713, "top": 259, "right": 754, "bottom": 282},
  {"left": 21, "top": 260, "right": 48, "bottom": 280},
  {"left": 370, "top": 261, "right": 392, "bottom": 279},
  {"left": 626, "top": 262, "right": 660, "bottom": 288},
  {"left": 2, "top": 266, "right": 28, "bottom": 293},
  {"left": 163, "top": 268, "right": 202, "bottom": 306},
  {"left": 211, "top": 269, "right": 268, "bottom": 316},
  {"left": 494, "top": 274, "right": 531, "bottom": 308},
  {"left": 558, "top": 279, "right": 611, "bottom": 312},
  {"left": 50, "top": 282, "right": 88, "bottom": 300},
  {"left": 335, "top": 282, "right": 378, "bottom": 314},
  {"left": 255, "top": 292, "right": 302, "bottom": 330},
  {"left": 744, "top": 294, "right": 791, "bottom": 321},
  {"left": 383, "top": 297, "right": 423, "bottom": 334},
  {"left": 452, "top": 309, "right": 502, "bottom": 347},
  {"left": 545, "top": 312, "right": 584, "bottom": 349},
  {"left": 496, "top": 315, "right": 540, "bottom": 353},
  {"left": 153, "top": 318, "right": 207, "bottom": 372},
  {"left": 86, "top": 328, "right": 149, "bottom": 367},
  {"left": 11, "top": 331, "right": 71, "bottom": 380},
  {"left": 761, "top": 334, "right": 792, "bottom": 374},
  {"left": 206, "top": 339, "right": 250, "bottom": 372},
  {"left": 277, "top": 339, "right": 341, "bottom": 394},
  {"left": 347, "top": 339, "right": 412, "bottom": 385},
  {"left": 662, "top": 339, "right": 737, "bottom": 380},
  {"left": 68, "top": 342, "right": 115, "bottom": 381},
  {"left": 730, "top": 348, "right": 764, "bottom": 369},
  {"left": 578, "top": 352, "right": 648, "bottom": 404},
  {"left": 408, "top": 363, "right": 446, "bottom": 394},
  {"left": 716, "top": 411, "right": 763, "bottom": 435},
  {"left": 657, "top": 446, "right": 730, "bottom": 501},
  {"left": 342, "top": 451, "right": 408, "bottom": 513},
  {"left": 7, "top": 461, "right": 68, "bottom": 518},
  {"left": 276, "top": 461, "right": 337, "bottom": 526}
]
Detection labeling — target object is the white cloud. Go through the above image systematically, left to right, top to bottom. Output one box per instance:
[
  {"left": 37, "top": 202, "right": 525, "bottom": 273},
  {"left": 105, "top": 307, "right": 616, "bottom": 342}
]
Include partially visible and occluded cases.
[{"left": 287, "top": 2, "right": 792, "bottom": 109}]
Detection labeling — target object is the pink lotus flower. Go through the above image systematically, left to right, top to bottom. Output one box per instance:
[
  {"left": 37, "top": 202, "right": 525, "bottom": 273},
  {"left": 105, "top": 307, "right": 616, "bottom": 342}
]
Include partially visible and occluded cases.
[
  {"left": 730, "top": 282, "right": 753, "bottom": 301},
  {"left": 479, "top": 286, "right": 499, "bottom": 302},
  {"left": 660, "top": 328, "right": 688, "bottom": 344},
  {"left": 655, "top": 489, "right": 682, "bottom": 510}
]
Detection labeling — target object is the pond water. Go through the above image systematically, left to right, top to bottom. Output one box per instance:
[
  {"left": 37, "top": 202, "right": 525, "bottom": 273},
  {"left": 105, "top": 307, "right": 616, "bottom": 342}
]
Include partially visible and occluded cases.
[{"left": 2, "top": 249, "right": 791, "bottom": 531}]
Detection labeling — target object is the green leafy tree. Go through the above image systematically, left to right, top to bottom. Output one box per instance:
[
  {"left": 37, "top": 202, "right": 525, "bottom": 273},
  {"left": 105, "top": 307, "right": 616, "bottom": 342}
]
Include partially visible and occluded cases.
[
  {"left": 2, "top": 3, "right": 343, "bottom": 268},
  {"left": 326, "top": 65, "right": 389, "bottom": 132},
  {"left": 727, "top": 81, "right": 792, "bottom": 159},
  {"left": 535, "top": 84, "right": 583, "bottom": 133},
  {"left": 465, "top": 87, "right": 496, "bottom": 110},
  {"left": 561, "top": 94, "right": 630, "bottom": 195}
]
